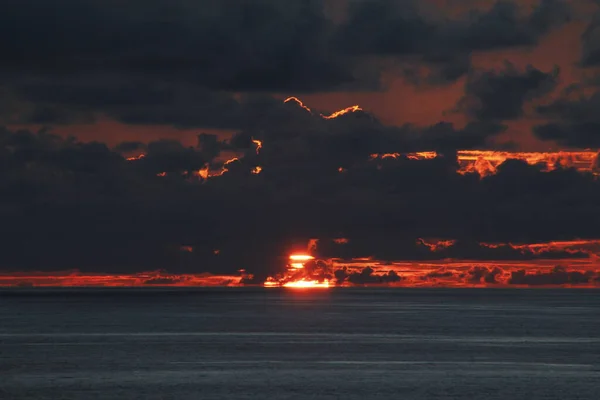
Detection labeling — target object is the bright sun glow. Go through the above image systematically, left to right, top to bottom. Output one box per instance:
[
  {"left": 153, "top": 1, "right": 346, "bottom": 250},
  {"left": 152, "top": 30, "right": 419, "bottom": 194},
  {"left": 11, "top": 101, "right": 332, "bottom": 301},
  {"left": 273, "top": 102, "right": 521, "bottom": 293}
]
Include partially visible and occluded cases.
[
  {"left": 263, "top": 254, "right": 326, "bottom": 288},
  {"left": 289, "top": 254, "right": 315, "bottom": 261},
  {"left": 282, "top": 279, "right": 331, "bottom": 288}
]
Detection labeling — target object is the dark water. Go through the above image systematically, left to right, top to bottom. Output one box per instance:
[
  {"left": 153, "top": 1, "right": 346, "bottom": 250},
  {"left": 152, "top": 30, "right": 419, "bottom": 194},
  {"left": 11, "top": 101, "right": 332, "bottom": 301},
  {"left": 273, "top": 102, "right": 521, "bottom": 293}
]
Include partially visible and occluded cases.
[{"left": 1, "top": 288, "right": 599, "bottom": 400}]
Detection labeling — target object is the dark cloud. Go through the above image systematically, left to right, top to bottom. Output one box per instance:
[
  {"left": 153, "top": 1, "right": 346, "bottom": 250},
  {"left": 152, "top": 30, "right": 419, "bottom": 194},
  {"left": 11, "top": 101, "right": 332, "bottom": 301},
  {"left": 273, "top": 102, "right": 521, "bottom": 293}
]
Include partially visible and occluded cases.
[
  {"left": 0, "top": 0, "right": 574, "bottom": 130},
  {"left": 0, "top": 0, "right": 354, "bottom": 92},
  {"left": 0, "top": 0, "right": 363, "bottom": 128},
  {"left": 334, "top": 0, "right": 432, "bottom": 56},
  {"left": 336, "top": 0, "right": 570, "bottom": 83},
  {"left": 460, "top": 0, "right": 570, "bottom": 50},
  {"left": 581, "top": 11, "right": 600, "bottom": 66},
  {"left": 403, "top": 54, "right": 472, "bottom": 86},
  {"left": 457, "top": 62, "right": 559, "bottom": 121},
  {"left": 9, "top": 77, "right": 290, "bottom": 130},
  {"left": 534, "top": 88, "right": 600, "bottom": 147},
  {"left": 537, "top": 88, "right": 600, "bottom": 121},
  {"left": 233, "top": 98, "right": 507, "bottom": 160},
  {"left": 3, "top": 115, "right": 600, "bottom": 277},
  {"left": 533, "top": 122, "right": 600, "bottom": 147},
  {"left": 114, "top": 141, "right": 146, "bottom": 154},
  {"left": 314, "top": 237, "right": 590, "bottom": 263},
  {"left": 292, "top": 263, "right": 600, "bottom": 287},
  {"left": 416, "top": 265, "right": 599, "bottom": 286},
  {"left": 328, "top": 266, "right": 403, "bottom": 285},
  {"left": 467, "top": 266, "right": 503, "bottom": 284},
  {"left": 509, "top": 266, "right": 595, "bottom": 285},
  {"left": 346, "top": 267, "right": 402, "bottom": 285},
  {"left": 143, "top": 277, "right": 183, "bottom": 286}
]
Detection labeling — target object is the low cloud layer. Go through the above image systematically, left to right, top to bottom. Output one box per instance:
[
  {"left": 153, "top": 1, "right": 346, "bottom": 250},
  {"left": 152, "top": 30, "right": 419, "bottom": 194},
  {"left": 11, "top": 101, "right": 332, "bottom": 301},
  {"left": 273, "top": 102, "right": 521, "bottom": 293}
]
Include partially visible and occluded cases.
[{"left": 2, "top": 102, "right": 600, "bottom": 277}]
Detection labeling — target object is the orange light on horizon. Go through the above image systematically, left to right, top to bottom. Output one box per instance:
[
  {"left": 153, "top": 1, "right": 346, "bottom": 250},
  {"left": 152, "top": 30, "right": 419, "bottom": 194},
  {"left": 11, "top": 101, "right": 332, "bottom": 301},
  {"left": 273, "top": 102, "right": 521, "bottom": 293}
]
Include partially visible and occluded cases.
[
  {"left": 369, "top": 150, "right": 599, "bottom": 177},
  {"left": 456, "top": 150, "right": 598, "bottom": 177},
  {"left": 407, "top": 151, "right": 438, "bottom": 160},
  {"left": 251, "top": 166, "right": 263, "bottom": 174},
  {"left": 262, "top": 253, "right": 320, "bottom": 287},
  {"left": 289, "top": 254, "right": 315, "bottom": 261},
  {"left": 0, "top": 272, "right": 244, "bottom": 287},
  {"left": 282, "top": 279, "right": 331, "bottom": 288}
]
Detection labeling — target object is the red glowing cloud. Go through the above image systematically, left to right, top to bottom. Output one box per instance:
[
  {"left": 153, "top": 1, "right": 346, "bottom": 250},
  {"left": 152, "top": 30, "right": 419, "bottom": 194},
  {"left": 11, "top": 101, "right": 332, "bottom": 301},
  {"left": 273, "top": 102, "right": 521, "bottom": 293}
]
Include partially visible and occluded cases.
[
  {"left": 260, "top": 239, "right": 600, "bottom": 289},
  {"left": 0, "top": 271, "right": 246, "bottom": 288}
]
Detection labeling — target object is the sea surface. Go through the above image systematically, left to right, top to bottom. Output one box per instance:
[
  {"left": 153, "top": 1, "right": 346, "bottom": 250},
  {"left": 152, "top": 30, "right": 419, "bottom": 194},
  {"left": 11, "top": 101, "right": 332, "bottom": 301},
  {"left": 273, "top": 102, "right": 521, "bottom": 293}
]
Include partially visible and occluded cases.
[{"left": 1, "top": 288, "right": 599, "bottom": 400}]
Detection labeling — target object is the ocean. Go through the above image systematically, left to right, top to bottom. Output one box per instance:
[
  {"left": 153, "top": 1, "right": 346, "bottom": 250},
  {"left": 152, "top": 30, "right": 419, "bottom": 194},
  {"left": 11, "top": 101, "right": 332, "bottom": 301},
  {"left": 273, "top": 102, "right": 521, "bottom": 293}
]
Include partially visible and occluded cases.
[{"left": 1, "top": 288, "right": 599, "bottom": 399}]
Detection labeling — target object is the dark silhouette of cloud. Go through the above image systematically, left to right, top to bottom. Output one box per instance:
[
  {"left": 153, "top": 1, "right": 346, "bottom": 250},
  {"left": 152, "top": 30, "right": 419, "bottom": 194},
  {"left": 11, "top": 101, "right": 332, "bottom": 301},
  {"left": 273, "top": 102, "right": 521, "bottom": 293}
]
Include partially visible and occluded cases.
[
  {"left": 0, "top": 0, "right": 575, "bottom": 130},
  {"left": 0, "top": 0, "right": 354, "bottom": 92},
  {"left": 336, "top": 0, "right": 570, "bottom": 83},
  {"left": 461, "top": 0, "right": 570, "bottom": 50},
  {"left": 581, "top": 10, "right": 600, "bottom": 66},
  {"left": 456, "top": 62, "right": 559, "bottom": 121},
  {"left": 534, "top": 87, "right": 600, "bottom": 146},
  {"left": 2, "top": 112, "right": 600, "bottom": 277},
  {"left": 533, "top": 122, "right": 600, "bottom": 147},
  {"left": 114, "top": 141, "right": 146, "bottom": 154},
  {"left": 509, "top": 266, "right": 595, "bottom": 285}
]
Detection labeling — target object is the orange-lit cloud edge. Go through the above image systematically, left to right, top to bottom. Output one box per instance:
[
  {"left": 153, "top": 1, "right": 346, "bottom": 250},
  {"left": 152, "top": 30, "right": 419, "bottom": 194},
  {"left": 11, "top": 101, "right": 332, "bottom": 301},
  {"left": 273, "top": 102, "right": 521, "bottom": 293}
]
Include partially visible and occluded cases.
[
  {"left": 125, "top": 98, "right": 600, "bottom": 180},
  {"left": 3, "top": 240, "right": 600, "bottom": 289}
]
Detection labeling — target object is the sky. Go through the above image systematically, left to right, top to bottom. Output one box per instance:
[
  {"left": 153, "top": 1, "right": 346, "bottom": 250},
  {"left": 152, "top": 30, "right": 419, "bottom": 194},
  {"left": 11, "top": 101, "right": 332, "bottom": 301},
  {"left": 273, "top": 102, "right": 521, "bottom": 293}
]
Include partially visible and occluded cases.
[{"left": 3, "top": 0, "right": 600, "bottom": 287}]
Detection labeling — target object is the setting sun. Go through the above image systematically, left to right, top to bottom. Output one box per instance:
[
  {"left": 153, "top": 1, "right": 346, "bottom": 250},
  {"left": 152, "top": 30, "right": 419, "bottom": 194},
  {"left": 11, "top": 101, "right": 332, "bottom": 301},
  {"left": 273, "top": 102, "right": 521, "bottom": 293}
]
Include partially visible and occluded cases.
[
  {"left": 289, "top": 254, "right": 315, "bottom": 261},
  {"left": 282, "top": 279, "right": 330, "bottom": 288}
]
